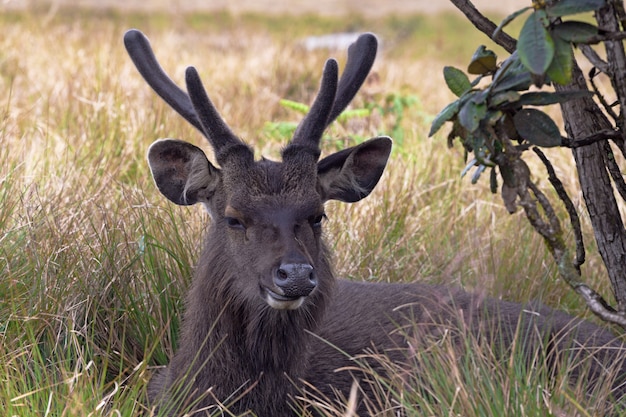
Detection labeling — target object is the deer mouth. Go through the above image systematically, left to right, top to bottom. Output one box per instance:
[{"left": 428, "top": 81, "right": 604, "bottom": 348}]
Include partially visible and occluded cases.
[{"left": 264, "top": 289, "right": 305, "bottom": 310}]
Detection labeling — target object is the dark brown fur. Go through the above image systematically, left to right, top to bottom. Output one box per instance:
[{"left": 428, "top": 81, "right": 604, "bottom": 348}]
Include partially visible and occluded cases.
[{"left": 123, "top": 30, "right": 626, "bottom": 416}]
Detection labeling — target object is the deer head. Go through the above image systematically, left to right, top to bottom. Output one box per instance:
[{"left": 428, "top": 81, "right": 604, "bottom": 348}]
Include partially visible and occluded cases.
[{"left": 124, "top": 29, "right": 391, "bottom": 310}]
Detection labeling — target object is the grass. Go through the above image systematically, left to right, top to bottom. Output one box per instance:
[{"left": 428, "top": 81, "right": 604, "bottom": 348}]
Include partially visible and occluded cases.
[{"left": 0, "top": 5, "right": 622, "bottom": 416}]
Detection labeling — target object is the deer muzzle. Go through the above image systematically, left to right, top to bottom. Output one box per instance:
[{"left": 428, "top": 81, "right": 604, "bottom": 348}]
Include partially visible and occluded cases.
[{"left": 266, "top": 263, "right": 317, "bottom": 310}]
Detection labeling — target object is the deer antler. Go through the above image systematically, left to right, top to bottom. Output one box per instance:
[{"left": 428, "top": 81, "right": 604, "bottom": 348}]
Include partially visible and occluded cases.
[
  {"left": 124, "top": 29, "right": 250, "bottom": 166},
  {"left": 124, "top": 29, "right": 204, "bottom": 133},
  {"left": 125, "top": 29, "right": 377, "bottom": 166},
  {"left": 287, "top": 33, "right": 378, "bottom": 159},
  {"left": 328, "top": 33, "right": 378, "bottom": 123},
  {"left": 284, "top": 59, "right": 339, "bottom": 160},
  {"left": 185, "top": 67, "right": 253, "bottom": 165}
]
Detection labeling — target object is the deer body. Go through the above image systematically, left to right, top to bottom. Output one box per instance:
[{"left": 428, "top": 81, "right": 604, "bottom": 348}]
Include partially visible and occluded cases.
[
  {"left": 124, "top": 30, "right": 625, "bottom": 416},
  {"left": 151, "top": 269, "right": 625, "bottom": 415}
]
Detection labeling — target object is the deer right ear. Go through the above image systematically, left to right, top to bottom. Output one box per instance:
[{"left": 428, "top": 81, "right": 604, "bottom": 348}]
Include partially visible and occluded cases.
[
  {"left": 317, "top": 136, "right": 392, "bottom": 203},
  {"left": 147, "top": 139, "right": 220, "bottom": 206}
]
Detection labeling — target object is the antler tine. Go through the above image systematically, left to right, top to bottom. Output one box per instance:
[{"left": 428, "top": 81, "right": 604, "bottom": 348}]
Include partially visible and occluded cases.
[
  {"left": 123, "top": 29, "right": 205, "bottom": 134},
  {"left": 124, "top": 29, "right": 247, "bottom": 166},
  {"left": 289, "top": 33, "right": 377, "bottom": 158},
  {"left": 327, "top": 33, "right": 378, "bottom": 124},
  {"left": 287, "top": 59, "right": 339, "bottom": 159},
  {"left": 185, "top": 67, "right": 252, "bottom": 165}
]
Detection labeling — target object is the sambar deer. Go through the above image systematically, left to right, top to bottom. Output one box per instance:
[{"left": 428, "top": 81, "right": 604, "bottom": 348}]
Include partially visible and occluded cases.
[{"left": 124, "top": 29, "right": 626, "bottom": 416}]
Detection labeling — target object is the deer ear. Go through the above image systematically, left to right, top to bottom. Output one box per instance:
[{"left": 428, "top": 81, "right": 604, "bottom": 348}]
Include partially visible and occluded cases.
[
  {"left": 317, "top": 136, "right": 392, "bottom": 203},
  {"left": 147, "top": 139, "right": 220, "bottom": 205}
]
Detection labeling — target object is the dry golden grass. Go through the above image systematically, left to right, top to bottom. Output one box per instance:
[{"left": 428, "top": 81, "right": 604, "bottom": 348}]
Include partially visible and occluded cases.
[{"left": 1, "top": 5, "right": 623, "bottom": 416}]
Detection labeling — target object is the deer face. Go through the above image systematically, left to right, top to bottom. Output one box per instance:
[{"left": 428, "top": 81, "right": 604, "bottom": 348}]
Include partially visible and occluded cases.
[
  {"left": 125, "top": 29, "right": 390, "bottom": 310},
  {"left": 147, "top": 136, "right": 391, "bottom": 310},
  {"left": 220, "top": 162, "right": 323, "bottom": 310}
]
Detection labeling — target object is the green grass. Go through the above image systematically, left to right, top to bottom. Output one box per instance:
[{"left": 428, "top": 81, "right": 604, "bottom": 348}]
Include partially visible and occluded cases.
[{"left": 0, "top": 6, "right": 621, "bottom": 416}]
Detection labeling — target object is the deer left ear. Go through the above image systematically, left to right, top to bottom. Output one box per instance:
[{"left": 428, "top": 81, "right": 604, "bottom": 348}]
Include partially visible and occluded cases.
[
  {"left": 317, "top": 136, "right": 392, "bottom": 203},
  {"left": 147, "top": 138, "right": 221, "bottom": 206}
]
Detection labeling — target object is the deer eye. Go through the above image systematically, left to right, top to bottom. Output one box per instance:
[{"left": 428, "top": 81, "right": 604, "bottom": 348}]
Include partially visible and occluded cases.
[
  {"left": 310, "top": 213, "right": 327, "bottom": 228},
  {"left": 225, "top": 217, "right": 246, "bottom": 230}
]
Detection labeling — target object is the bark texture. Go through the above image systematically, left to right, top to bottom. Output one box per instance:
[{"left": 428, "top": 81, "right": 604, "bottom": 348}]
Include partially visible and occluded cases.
[{"left": 557, "top": 64, "right": 626, "bottom": 309}]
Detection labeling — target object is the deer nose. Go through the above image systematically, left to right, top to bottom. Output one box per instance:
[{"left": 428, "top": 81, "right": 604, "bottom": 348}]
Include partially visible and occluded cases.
[{"left": 274, "top": 263, "right": 317, "bottom": 298}]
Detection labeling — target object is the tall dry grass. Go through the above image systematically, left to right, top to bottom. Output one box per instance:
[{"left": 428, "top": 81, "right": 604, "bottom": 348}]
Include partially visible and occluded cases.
[{"left": 0, "top": 6, "right": 621, "bottom": 416}]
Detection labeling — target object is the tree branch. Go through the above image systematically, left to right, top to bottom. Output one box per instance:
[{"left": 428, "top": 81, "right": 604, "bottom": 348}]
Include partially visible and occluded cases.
[
  {"left": 449, "top": 0, "right": 517, "bottom": 53},
  {"left": 580, "top": 30, "right": 626, "bottom": 45},
  {"left": 580, "top": 44, "right": 610, "bottom": 74},
  {"left": 588, "top": 66, "right": 621, "bottom": 123},
  {"left": 560, "top": 129, "right": 624, "bottom": 148},
  {"left": 602, "top": 141, "right": 626, "bottom": 203},
  {"left": 533, "top": 147, "right": 585, "bottom": 270},
  {"left": 510, "top": 159, "right": 626, "bottom": 329},
  {"left": 571, "top": 285, "right": 626, "bottom": 326}
]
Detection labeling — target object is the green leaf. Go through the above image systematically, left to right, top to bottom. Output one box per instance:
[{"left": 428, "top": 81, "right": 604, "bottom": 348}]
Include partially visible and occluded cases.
[
  {"left": 546, "top": 0, "right": 606, "bottom": 17},
  {"left": 493, "top": 6, "right": 533, "bottom": 40},
  {"left": 517, "top": 10, "right": 555, "bottom": 75},
  {"left": 552, "top": 21, "right": 599, "bottom": 43},
  {"left": 545, "top": 34, "right": 573, "bottom": 85},
  {"left": 467, "top": 45, "right": 498, "bottom": 75},
  {"left": 491, "top": 53, "right": 532, "bottom": 93},
  {"left": 443, "top": 66, "right": 472, "bottom": 97},
  {"left": 492, "top": 71, "right": 533, "bottom": 93},
  {"left": 470, "top": 74, "right": 485, "bottom": 88},
  {"left": 518, "top": 90, "right": 592, "bottom": 106},
  {"left": 490, "top": 91, "right": 521, "bottom": 107},
  {"left": 458, "top": 94, "right": 487, "bottom": 133},
  {"left": 279, "top": 99, "right": 309, "bottom": 114},
  {"left": 429, "top": 99, "right": 461, "bottom": 137},
  {"left": 337, "top": 108, "right": 370, "bottom": 122},
  {"left": 513, "top": 108, "right": 562, "bottom": 147},
  {"left": 485, "top": 110, "right": 503, "bottom": 126},
  {"left": 499, "top": 113, "right": 520, "bottom": 141},
  {"left": 446, "top": 119, "right": 467, "bottom": 147},
  {"left": 264, "top": 121, "right": 298, "bottom": 140},
  {"left": 392, "top": 125, "right": 405, "bottom": 145},
  {"left": 461, "top": 157, "right": 478, "bottom": 177},
  {"left": 471, "top": 164, "right": 487, "bottom": 184},
  {"left": 490, "top": 167, "right": 498, "bottom": 194}
]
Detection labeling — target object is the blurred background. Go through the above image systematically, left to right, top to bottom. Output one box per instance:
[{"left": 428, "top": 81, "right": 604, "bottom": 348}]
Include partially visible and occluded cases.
[{"left": 5, "top": 0, "right": 528, "bottom": 15}]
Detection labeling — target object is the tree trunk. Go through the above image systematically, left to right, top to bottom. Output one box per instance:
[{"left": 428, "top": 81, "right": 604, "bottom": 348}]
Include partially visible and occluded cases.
[
  {"left": 554, "top": 3, "right": 626, "bottom": 311},
  {"left": 557, "top": 66, "right": 626, "bottom": 309}
]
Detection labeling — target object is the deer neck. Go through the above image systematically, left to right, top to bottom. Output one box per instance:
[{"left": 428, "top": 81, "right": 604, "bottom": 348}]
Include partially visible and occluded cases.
[{"left": 182, "top": 239, "right": 335, "bottom": 377}]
